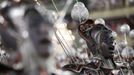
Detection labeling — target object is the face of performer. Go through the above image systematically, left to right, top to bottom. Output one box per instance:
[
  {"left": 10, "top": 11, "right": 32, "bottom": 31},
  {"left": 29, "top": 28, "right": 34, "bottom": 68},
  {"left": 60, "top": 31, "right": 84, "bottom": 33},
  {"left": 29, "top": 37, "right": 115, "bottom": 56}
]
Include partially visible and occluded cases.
[
  {"left": 25, "top": 9, "right": 53, "bottom": 58},
  {"left": 99, "top": 30, "right": 115, "bottom": 59}
]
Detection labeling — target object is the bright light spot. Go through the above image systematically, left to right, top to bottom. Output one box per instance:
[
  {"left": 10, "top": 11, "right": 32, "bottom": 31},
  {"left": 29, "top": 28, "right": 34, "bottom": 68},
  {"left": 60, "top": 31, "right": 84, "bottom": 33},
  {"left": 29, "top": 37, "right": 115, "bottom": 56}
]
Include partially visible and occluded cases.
[
  {"left": 0, "top": 1, "right": 9, "bottom": 8},
  {"left": 9, "top": 8, "right": 24, "bottom": 19},
  {"left": 0, "top": 15, "right": 4, "bottom": 24},
  {"left": 95, "top": 18, "right": 105, "bottom": 25},
  {"left": 56, "top": 22, "right": 67, "bottom": 29},
  {"left": 120, "top": 24, "right": 130, "bottom": 33},
  {"left": 129, "top": 29, "right": 134, "bottom": 38},
  {"left": 22, "top": 31, "right": 29, "bottom": 38},
  {"left": 112, "top": 31, "right": 117, "bottom": 39}
]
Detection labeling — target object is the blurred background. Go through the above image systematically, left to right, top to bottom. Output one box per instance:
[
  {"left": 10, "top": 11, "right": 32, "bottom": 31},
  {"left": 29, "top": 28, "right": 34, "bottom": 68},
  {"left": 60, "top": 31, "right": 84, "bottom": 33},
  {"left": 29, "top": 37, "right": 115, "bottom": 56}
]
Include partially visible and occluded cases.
[
  {"left": 0, "top": 0, "right": 134, "bottom": 75},
  {"left": 28, "top": 0, "right": 134, "bottom": 50}
]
